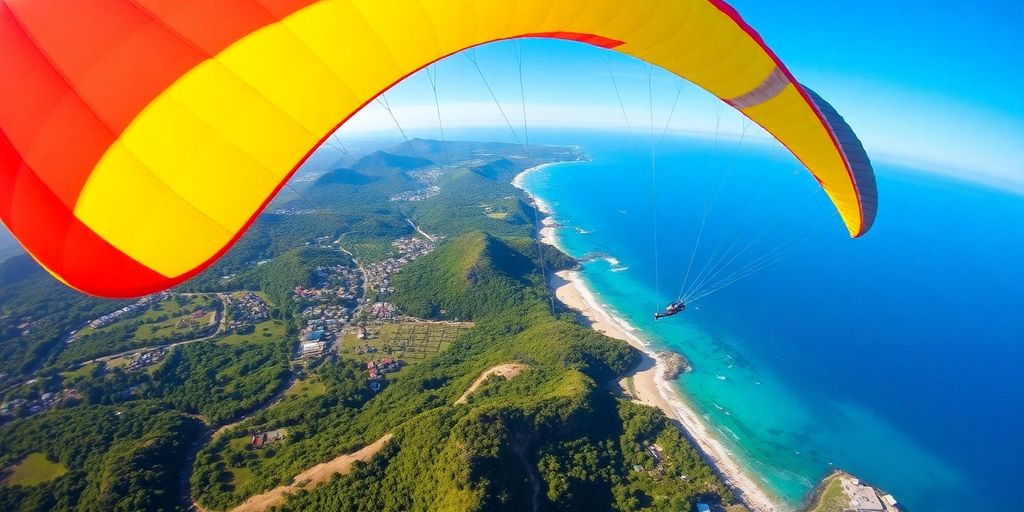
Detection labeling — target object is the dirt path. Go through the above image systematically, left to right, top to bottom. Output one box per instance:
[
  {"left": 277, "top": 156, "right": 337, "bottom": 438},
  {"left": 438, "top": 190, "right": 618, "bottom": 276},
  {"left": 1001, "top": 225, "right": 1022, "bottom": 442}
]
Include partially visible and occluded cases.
[
  {"left": 406, "top": 218, "right": 436, "bottom": 242},
  {"left": 455, "top": 363, "right": 528, "bottom": 405},
  {"left": 228, "top": 433, "right": 393, "bottom": 512}
]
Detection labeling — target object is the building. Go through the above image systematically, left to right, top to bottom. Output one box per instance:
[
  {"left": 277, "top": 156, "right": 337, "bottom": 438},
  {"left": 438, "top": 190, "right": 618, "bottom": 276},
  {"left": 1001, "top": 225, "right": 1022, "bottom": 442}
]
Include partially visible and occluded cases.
[
  {"left": 301, "top": 341, "right": 325, "bottom": 357},
  {"left": 842, "top": 478, "right": 885, "bottom": 511}
]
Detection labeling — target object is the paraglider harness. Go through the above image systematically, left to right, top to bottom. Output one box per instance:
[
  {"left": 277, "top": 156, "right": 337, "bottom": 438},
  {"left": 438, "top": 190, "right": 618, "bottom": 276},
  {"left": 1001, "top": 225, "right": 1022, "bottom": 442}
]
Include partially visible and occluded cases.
[{"left": 654, "top": 300, "right": 685, "bottom": 319}]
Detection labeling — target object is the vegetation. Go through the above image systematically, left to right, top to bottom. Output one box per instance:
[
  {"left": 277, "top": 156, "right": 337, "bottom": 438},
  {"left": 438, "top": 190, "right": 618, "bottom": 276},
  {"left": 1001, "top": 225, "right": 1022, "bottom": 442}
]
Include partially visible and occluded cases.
[
  {"left": 0, "top": 139, "right": 734, "bottom": 512},
  {"left": 410, "top": 159, "right": 540, "bottom": 238},
  {"left": 0, "top": 228, "right": 23, "bottom": 263},
  {"left": 188, "top": 231, "right": 730, "bottom": 511},
  {"left": 390, "top": 232, "right": 573, "bottom": 320},
  {"left": 229, "top": 247, "right": 349, "bottom": 308},
  {"left": 0, "top": 255, "right": 128, "bottom": 385},
  {"left": 54, "top": 295, "right": 220, "bottom": 367},
  {"left": 218, "top": 319, "right": 287, "bottom": 346},
  {"left": 337, "top": 321, "right": 472, "bottom": 373},
  {"left": 147, "top": 342, "right": 290, "bottom": 425},
  {"left": 283, "top": 375, "right": 326, "bottom": 400},
  {"left": 0, "top": 405, "right": 201, "bottom": 512},
  {"left": 1, "top": 452, "right": 67, "bottom": 487},
  {"left": 804, "top": 472, "right": 863, "bottom": 512}
]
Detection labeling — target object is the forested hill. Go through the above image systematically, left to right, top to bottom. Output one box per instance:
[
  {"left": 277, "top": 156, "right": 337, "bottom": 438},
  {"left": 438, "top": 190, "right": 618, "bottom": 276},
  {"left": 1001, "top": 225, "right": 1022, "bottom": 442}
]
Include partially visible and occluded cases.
[
  {"left": 351, "top": 151, "right": 431, "bottom": 174},
  {"left": 390, "top": 231, "right": 548, "bottom": 320},
  {"left": 272, "top": 233, "right": 734, "bottom": 511}
]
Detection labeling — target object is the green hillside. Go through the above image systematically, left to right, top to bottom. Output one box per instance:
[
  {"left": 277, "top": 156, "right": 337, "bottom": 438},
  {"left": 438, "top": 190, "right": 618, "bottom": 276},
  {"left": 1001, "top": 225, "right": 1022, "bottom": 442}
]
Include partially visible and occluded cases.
[
  {"left": 0, "top": 139, "right": 733, "bottom": 512},
  {"left": 411, "top": 159, "right": 540, "bottom": 238},
  {"left": 391, "top": 232, "right": 545, "bottom": 320},
  {"left": 258, "top": 233, "right": 732, "bottom": 512}
]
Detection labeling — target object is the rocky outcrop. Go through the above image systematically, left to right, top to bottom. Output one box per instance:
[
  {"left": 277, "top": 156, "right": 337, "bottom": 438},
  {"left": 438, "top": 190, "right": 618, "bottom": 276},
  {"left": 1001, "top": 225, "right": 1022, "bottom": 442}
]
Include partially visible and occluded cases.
[{"left": 657, "top": 351, "right": 691, "bottom": 379}]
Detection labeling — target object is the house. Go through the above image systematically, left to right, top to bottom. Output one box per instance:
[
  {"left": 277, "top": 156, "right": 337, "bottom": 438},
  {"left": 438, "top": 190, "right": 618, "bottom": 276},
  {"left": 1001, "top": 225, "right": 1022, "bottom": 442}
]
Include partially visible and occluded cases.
[{"left": 647, "top": 445, "right": 662, "bottom": 463}]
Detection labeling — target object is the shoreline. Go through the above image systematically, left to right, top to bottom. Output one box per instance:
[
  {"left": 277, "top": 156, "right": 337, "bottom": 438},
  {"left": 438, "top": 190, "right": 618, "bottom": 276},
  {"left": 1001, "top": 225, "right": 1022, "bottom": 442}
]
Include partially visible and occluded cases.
[
  {"left": 512, "top": 162, "right": 566, "bottom": 247},
  {"left": 513, "top": 165, "right": 783, "bottom": 512}
]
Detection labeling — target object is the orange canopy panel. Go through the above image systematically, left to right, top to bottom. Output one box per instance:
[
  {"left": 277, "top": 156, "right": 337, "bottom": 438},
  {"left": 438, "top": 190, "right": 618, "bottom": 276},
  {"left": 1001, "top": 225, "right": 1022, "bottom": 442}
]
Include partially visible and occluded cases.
[{"left": 0, "top": 0, "right": 876, "bottom": 298}]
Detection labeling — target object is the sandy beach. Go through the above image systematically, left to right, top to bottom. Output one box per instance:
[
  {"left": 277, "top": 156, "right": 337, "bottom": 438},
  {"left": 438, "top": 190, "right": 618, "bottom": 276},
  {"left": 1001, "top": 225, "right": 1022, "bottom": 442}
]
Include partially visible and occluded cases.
[
  {"left": 513, "top": 163, "right": 566, "bottom": 247},
  {"left": 514, "top": 165, "right": 782, "bottom": 511},
  {"left": 550, "top": 270, "right": 781, "bottom": 512}
]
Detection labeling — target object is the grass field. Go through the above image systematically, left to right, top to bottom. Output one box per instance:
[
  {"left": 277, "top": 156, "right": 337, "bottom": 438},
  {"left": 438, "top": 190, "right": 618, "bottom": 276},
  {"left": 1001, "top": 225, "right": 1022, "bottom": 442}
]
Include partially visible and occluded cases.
[
  {"left": 345, "top": 238, "right": 396, "bottom": 264},
  {"left": 228, "top": 290, "right": 272, "bottom": 304},
  {"left": 75, "top": 294, "right": 218, "bottom": 345},
  {"left": 134, "top": 295, "right": 218, "bottom": 342},
  {"left": 218, "top": 319, "right": 286, "bottom": 346},
  {"left": 339, "top": 321, "right": 472, "bottom": 375},
  {"left": 106, "top": 356, "right": 129, "bottom": 369},
  {"left": 60, "top": 361, "right": 101, "bottom": 380},
  {"left": 284, "top": 376, "right": 326, "bottom": 399},
  {"left": 2, "top": 452, "right": 67, "bottom": 487},
  {"left": 228, "top": 465, "right": 253, "bottom": 492},
  {"left": 809, "top": 475, "right": 848, "bottom": 512}
]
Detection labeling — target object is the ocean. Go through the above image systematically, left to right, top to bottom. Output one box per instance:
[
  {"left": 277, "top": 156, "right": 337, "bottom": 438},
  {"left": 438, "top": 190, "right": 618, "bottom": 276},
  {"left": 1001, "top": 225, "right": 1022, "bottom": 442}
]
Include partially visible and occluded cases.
[{"left": 517, "top": 129, "right": 1024, "bottom": 511}]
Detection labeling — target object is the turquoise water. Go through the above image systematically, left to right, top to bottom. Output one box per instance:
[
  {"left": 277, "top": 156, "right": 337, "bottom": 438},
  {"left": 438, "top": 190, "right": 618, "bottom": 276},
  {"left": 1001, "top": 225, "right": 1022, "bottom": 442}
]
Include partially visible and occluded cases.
[{"left": 518, "top": 130, "right": 1024, "bottom": 511}]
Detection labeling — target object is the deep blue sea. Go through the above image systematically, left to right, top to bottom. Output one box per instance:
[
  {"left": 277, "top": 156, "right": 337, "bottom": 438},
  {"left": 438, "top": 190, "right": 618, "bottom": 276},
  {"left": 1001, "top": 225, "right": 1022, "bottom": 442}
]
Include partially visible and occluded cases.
[{"left": 517, "top": 129, "right": 1023, "bottom": 511}]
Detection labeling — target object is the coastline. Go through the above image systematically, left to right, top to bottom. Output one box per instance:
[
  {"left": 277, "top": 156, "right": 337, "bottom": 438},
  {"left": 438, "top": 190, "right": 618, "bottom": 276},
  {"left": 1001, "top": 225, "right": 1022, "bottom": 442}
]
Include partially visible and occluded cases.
[
  {"left": 512, "top": 163, "right": 563, "bottom": 247},
  {"left": 514, "top": 165, "right": 783, "bottom": 512}
]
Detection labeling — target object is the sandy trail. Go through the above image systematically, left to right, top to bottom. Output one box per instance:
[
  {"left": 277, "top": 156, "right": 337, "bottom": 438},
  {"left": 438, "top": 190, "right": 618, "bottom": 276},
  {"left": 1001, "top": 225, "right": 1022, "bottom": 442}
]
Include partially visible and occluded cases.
[
  {"left": 456, "top": 363, "right": 528, "bottom": 405},
  {"left": 229, "top": 433, "right": 393, "bottom": 512}
]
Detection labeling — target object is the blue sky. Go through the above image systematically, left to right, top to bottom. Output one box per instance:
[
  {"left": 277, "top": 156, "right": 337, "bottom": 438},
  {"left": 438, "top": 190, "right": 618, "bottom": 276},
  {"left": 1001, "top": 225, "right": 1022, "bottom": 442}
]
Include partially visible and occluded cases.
[{"left": 338, "top": 0, "right": 1023, "bottom": 192}]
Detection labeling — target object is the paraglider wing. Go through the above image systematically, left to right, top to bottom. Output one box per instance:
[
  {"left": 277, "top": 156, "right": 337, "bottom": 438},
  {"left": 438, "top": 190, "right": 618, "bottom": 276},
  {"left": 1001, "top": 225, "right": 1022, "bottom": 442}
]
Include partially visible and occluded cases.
[{"left": 0, "top": 0, "right": 876, "bottom": 298}]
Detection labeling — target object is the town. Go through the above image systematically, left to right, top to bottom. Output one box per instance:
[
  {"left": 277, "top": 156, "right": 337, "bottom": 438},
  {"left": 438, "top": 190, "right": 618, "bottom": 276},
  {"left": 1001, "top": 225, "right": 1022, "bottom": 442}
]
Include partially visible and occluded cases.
[{"left": 291, "top": 235, "right": 438, "bottom": 388}]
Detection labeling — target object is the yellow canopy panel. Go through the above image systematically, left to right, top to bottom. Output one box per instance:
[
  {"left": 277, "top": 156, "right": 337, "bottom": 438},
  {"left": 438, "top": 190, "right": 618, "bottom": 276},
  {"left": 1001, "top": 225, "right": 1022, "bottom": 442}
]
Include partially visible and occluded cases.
[{"left": 0, "top": 0, "right": 876, "bottom": 297}]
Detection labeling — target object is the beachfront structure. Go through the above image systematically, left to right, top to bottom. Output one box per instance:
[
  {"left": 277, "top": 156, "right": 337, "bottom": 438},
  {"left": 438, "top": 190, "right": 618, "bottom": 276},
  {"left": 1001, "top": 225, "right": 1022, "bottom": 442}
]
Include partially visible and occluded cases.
[{"left": 842, "top": 478, "right": 885, "bottom": 511}]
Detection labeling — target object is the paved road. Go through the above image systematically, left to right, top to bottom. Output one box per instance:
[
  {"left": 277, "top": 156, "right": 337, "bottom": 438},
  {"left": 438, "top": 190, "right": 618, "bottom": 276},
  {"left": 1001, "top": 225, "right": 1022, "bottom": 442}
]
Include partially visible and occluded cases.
[
  {"left": 2, "top": 293, "right": 227, "bottom": 393},
  {"left": 78, "top": 293, "right": 228, "bottom": 367},
  {"left": 181, "top": 374, "right": 296, "bottom": 512}
]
